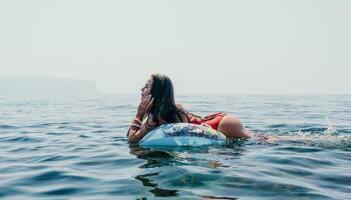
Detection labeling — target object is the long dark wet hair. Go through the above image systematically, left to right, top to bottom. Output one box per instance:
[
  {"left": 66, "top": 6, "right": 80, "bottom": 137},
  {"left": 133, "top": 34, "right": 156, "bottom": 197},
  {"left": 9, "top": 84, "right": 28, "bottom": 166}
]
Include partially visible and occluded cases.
[{"left": 149, "top": 74, "right": 186, "bottom": 124}]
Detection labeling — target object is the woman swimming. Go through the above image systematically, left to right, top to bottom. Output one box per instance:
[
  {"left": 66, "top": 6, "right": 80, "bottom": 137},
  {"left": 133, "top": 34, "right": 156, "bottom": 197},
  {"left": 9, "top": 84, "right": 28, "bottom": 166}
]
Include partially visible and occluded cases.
[{"left": 127, "top": 74, "right": 253, "bottom": 144}]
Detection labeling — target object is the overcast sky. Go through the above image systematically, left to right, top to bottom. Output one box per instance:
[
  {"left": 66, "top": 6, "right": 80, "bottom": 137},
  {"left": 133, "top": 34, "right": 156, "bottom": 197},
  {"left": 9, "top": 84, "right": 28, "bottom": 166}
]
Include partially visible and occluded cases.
[{"left": 1, "top": 0, "right": 350, "bottom": 94}]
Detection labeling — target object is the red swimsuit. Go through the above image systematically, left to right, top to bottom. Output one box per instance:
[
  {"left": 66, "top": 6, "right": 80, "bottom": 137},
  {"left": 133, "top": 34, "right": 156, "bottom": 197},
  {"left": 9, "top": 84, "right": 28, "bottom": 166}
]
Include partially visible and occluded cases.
[{"left": 188, "top": 112, "right": 225, "bottom": 131}]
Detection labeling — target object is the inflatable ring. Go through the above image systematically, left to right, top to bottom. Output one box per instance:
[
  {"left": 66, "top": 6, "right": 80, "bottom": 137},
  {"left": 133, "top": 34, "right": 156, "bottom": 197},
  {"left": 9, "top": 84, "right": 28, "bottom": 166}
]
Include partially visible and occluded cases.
[{"left": 139, "top": 123, "right": 227, "bottom": 146}]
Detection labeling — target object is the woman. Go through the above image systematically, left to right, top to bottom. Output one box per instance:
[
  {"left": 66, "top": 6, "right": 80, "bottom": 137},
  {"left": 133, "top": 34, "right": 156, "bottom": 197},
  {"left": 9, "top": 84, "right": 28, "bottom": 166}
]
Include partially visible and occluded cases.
[{"left": 127, "top": 74, "right": 253, "bottom": 144}]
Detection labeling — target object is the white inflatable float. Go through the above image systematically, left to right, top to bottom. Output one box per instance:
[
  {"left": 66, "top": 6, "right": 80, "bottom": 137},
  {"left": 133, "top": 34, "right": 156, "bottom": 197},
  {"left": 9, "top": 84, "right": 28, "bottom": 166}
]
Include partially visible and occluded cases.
[{"left": 139, "top": 123, "right": 227, "bottom": 146}]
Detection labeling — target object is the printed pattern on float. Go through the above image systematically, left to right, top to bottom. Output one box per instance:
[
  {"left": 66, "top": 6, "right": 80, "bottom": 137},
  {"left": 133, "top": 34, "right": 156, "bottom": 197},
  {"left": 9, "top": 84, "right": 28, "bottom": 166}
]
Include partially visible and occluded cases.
[
  {"left": 139, "top": 123, "right": 227, "bottom": 146},
  {"left": 162, "top": 123, "right": 225, "bottom": 141}
]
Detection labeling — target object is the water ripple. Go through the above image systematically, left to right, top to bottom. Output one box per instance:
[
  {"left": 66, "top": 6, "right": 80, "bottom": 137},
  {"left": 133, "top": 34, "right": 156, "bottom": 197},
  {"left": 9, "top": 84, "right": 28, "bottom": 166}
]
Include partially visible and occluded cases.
[
  {"left": 0, "top": 124, "right": 18, "bottom": 129},
  {"left": 1, "top": 136, "right": 42, "bottom": 143},
  {"left": 40, "top": 187, "right": 83, "bottom": 196}
]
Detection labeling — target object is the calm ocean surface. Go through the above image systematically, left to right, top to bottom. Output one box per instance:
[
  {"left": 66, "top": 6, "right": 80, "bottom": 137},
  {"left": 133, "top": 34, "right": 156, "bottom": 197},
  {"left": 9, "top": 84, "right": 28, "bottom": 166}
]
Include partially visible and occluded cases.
[{"left": 0, "top": 94, "right": 350, "bottom": 200}]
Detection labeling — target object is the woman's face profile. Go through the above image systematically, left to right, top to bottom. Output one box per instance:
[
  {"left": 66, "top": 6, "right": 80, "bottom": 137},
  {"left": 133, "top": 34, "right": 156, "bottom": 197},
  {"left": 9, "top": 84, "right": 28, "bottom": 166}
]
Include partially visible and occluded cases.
[{"left": 140, "top": 77, "right": 153, "bottom": 99}]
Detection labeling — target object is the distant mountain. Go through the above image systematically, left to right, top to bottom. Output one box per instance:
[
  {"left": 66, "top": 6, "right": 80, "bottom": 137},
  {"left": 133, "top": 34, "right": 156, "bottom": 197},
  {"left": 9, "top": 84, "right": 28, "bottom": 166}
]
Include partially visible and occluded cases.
[{"left": 0, "top": 76, "right": 100, "bottom": 95}]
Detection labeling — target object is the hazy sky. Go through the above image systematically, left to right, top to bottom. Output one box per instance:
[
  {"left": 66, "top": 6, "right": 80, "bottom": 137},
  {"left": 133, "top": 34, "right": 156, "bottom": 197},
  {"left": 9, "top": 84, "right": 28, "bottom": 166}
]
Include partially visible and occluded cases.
[{"left": 1, "top": 0, "right": 350, "bottom": 94}]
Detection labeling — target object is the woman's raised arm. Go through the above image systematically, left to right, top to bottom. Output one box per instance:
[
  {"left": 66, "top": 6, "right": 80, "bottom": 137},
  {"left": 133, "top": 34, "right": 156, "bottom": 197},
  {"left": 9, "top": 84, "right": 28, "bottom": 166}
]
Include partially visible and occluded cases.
[
  {"left": 127, "top": 95, "right": 155, "bottom": 144},
  {"left": 127, "top": 117, "right": 157, "bottom": 144}
]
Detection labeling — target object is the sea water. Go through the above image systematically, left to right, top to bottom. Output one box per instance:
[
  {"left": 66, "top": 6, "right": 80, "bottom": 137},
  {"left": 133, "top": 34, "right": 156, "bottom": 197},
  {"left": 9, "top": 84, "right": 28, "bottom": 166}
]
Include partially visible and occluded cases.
[{"left": 0, "top": 94, "right": 350, "bottom": 199}]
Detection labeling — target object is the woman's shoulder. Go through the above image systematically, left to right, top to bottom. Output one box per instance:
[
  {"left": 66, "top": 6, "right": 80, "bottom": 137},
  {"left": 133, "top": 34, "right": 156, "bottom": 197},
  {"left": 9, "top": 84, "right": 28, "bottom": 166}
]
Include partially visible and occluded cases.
[
  {"left": 175, "top": 103, "right": 192, "bottom": 122},
  {"left": 175, "top": 103, "right": 188, "bottom": 115},
  {"left": 176, "top": 103, "right": 185, "bottom": 109},
  {"left": 176, "top": 103, "right": 189, "bottom": 114}
]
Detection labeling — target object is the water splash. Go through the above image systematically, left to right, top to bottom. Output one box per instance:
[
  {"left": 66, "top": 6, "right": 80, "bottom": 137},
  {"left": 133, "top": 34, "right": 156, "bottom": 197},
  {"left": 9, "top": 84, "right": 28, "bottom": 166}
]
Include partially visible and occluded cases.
[{"left": 324, "top": 114, "right": 338, "bottom": 135}]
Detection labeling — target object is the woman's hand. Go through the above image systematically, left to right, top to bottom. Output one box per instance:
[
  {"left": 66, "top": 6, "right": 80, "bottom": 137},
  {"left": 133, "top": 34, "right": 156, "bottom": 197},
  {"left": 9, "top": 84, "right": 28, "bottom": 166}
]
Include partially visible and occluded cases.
[{"left": 136, "top": 95, "right": 154, "bottom": 119}]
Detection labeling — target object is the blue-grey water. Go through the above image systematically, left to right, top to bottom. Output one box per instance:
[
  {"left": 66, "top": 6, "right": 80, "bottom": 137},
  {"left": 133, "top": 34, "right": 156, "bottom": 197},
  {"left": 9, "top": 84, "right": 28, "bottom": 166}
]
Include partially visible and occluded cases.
[{"left": 0, "top": 94, "right": 350, "bottom": 200}]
